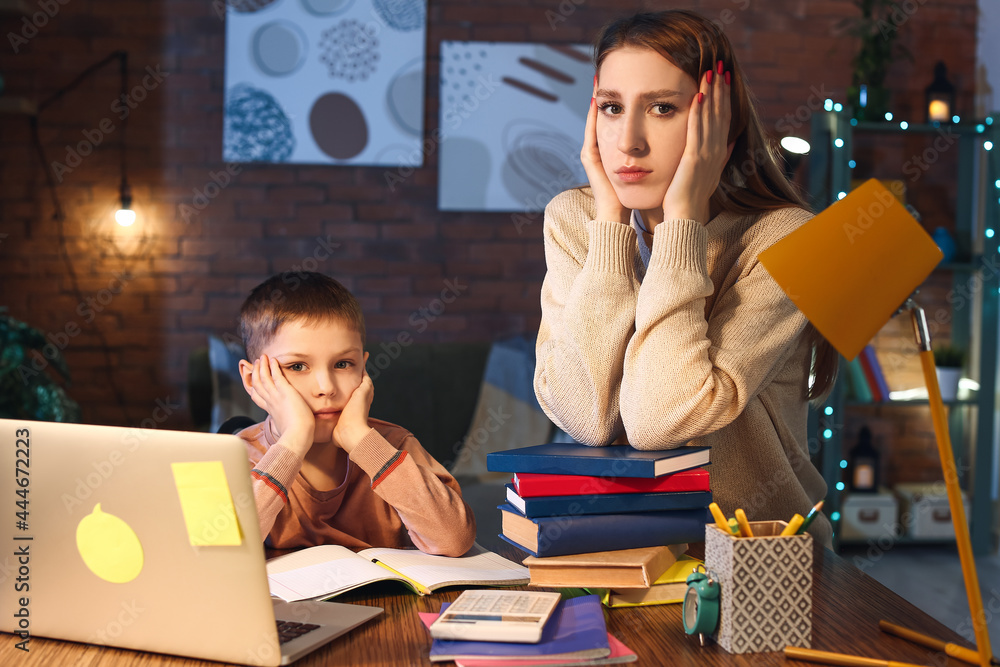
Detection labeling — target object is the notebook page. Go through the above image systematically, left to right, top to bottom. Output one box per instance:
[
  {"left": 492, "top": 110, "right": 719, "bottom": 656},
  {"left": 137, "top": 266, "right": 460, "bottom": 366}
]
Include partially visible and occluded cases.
[
  {"left": 359, "top": 543, "right": 529, "bottom": 589},
  {"left": 266, "top": 544, "right": 402, "bottom": 601}
]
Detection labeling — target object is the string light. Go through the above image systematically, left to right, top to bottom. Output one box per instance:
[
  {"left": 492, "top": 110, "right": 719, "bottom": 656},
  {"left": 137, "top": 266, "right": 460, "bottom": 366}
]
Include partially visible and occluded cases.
[
  {"left": 824, "top": 99, "right": 834, "bottom": 111},
  {"left": 833, "top": 102, "right": 843, "bottom": 112},
  {"left": 884, "top": 112, "right": 893, "bottom": 121},
  {"left": 952, "top": 115, "right": 961, "bottom": 123},
  {"left": 899, "top": 121, "right": 909, "bottom": 130},
  {"left": 834, "top": 138, "right": 844, "bottom": 148},
  {"left": 849, "top": 160, "right": 857, "bottom": 169},
  {"left": 838, "top": 192, "right": 847, "bottom": 200},
  {"left": 824, "top": 406, "right": 834, "bottom": 416},
  {"left": 840, "top": 460, "right": 848, "bottom": 469},
  {"left": 836, "top": 482, "right": 845, "bottom": 491}
]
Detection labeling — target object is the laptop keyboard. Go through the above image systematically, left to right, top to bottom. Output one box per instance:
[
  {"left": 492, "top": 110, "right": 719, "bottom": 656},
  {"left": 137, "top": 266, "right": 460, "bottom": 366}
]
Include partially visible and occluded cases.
[{"left": 276, "top": 620, "right": 321, "bottom": 645}]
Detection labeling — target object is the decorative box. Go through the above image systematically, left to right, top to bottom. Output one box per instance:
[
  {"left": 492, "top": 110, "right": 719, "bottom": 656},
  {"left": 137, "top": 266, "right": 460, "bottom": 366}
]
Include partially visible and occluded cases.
[
  {"left": 895, "top": 482, "right": 969, "bottom": 540},
  {"left": 840, "top": 491, "right": 898, "bottom": 541},
  {"left": 704, "top": 522, "right": 812, "bottom": 654}
]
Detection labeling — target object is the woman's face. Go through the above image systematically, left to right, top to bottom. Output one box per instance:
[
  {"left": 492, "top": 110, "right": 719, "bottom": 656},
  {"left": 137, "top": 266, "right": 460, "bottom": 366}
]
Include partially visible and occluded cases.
[{"left": 596, "top": 46, "right": 698, "bottom": 217}]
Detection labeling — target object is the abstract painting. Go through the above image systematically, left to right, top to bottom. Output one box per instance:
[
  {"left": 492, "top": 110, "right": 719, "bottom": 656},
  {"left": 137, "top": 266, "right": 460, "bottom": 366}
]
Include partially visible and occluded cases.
[
  {"left": 223, "top": 0, "right": 427, "bottom": 165},
  {"left": 438, "top": 41, "right": 592, "bottom": 212}
]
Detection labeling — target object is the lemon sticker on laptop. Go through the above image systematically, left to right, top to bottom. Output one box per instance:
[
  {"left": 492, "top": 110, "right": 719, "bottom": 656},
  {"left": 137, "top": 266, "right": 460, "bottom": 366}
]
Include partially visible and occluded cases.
[{"left": 76, "top": 504, "right": 144, "bottom": 583}]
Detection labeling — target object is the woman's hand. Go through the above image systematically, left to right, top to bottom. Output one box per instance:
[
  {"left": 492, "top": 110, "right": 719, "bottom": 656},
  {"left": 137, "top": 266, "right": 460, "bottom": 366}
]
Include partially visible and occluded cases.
[
  {"left": 661, "top": 61, "right": 733, "bottom": 225},
  {"left": 581, "top": 79, "right": 630, "bottom": 225}
]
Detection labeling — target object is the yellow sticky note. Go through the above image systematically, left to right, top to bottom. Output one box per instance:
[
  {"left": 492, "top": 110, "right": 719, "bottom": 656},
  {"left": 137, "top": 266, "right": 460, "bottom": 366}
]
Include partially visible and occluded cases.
[{"left": 171, "top": 461, "right": 243, "bottom": 546}]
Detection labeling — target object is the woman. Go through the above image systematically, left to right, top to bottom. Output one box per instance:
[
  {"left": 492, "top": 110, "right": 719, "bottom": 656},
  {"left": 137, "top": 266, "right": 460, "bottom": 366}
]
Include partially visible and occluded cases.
[{"left": 533, "top": 10, "right": 835, "bottom": 546}]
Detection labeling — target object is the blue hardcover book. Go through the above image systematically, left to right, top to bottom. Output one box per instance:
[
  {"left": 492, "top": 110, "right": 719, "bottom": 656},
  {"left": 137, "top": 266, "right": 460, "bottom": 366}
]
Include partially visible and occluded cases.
[
  {"left": 487, "top": 442, "right": 710, "bottom": 478},
  {"left": 505, "top": 483, "right": 712, "bottom": 518},
  {"left": 499, "top": 503, "right": 710, "bottom": 558},
  {"left": 429, "top": 594, "right": 610, "bottom": 662}
]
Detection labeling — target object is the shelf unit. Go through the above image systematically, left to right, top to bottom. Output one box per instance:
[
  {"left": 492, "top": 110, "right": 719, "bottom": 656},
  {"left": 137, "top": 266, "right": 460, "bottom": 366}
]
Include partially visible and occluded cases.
[{"left": 807, "top": 109, "right": 1000, "bottom": 555}]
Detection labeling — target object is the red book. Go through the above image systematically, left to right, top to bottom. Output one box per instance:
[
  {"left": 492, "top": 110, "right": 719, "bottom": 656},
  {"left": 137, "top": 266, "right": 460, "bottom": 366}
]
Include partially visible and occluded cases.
[
  {"left": 857, "top": 345, "right": 884, "bottom": 402},
  {"left": 512, "top": 467, "right": 710, "bottom": 498}
]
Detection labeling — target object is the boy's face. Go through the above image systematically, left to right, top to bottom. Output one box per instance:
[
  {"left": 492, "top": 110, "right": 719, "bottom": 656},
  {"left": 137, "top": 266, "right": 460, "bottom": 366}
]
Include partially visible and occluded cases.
[{"left": 256, "top": 317, "right": 367, "bottom": 444}]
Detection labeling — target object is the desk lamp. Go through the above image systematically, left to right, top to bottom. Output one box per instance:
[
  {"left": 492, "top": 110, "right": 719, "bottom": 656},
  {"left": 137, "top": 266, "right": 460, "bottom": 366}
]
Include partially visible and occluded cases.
[{"left": 759, "top": 178, "right": 993, "bottom": 667}]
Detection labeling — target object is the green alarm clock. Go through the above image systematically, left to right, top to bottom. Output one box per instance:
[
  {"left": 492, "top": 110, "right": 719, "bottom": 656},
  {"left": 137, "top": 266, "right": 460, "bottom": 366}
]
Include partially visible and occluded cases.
[{"left": 682, "top": 565, "right": 720, "bottom": 645}]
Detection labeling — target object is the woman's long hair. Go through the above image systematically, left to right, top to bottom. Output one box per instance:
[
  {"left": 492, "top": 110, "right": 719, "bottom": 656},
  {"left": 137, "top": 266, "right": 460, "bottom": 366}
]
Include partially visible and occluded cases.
[{"left": 594, "top": 10, "right": 836, "bottom": 401}]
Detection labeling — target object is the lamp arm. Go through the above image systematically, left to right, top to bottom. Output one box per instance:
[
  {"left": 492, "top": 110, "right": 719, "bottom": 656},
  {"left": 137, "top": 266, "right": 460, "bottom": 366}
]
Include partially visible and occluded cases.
[{"left": 905, "top": 300, "right": 993, "bottom": 667}]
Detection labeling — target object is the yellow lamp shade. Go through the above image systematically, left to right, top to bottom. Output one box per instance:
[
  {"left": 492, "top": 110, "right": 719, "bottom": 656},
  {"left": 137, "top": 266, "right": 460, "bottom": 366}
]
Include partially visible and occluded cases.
[{"left": 758, "top": 179, "right": 943, "bottom": 361}]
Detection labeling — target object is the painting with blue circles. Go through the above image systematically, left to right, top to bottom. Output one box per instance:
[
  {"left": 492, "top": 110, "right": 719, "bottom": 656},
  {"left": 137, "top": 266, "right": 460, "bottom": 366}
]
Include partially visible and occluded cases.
[
  {"left": 223, "top": 0, "right": 427, "bottom": 165},
  {"left": 438, "top": 41, "right": 592, "bottom": 212}
]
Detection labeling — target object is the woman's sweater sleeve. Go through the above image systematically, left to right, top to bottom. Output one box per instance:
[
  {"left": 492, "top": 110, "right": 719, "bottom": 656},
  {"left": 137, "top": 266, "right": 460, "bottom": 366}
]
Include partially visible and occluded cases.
[
  {"left": 533, "top": 190, "right": 641, "bottom": 446},
  {"left": 621, "top": 214, "right": 810, "bottom": 449},
  {"left": 349, "top": 428, "right": 477, "bottom": 557}
]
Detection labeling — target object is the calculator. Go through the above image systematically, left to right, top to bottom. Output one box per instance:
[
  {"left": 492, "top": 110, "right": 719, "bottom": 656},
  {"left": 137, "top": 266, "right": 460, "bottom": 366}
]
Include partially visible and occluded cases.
[{"left": 428, "top": 589, "right": 562, "bottom": 643}]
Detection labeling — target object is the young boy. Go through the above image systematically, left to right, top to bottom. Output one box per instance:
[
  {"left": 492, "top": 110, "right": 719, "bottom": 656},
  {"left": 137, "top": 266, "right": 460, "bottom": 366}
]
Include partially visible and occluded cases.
[{"left": 236, "top": 271, "right": 476, "bottom": 556}]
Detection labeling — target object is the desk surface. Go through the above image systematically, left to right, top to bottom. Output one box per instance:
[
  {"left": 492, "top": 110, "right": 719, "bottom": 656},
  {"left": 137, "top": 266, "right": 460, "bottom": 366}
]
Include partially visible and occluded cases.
[{"left": 2, "top": 543, "right": 973, "bottom": 666}]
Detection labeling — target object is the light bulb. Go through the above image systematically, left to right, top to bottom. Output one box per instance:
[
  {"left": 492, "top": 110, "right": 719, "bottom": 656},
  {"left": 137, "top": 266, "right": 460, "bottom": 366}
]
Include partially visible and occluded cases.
[{"left": 115, "top": 207, "right": 136, "bottom": 226}]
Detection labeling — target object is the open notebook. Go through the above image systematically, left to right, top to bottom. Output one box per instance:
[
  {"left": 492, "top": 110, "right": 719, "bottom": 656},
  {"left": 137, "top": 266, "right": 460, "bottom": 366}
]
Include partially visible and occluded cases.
[{"left": 267, "top": 543, "right": 529, "bottom": 602}]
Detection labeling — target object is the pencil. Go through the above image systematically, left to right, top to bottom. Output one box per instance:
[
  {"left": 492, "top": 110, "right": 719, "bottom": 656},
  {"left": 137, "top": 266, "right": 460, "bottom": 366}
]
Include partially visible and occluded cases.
[
  {"left": 797, "top": 500, "right": 825, "bottom": 534},
  {"left": 708, "top": 502, "right": 730, "bottom": 533},
  {"left": 734, "top": 508, "right": 754, "bottom": 537},
  {"left": 781, "top": 513, "right": 805, "bottom": 536},
  {"left": 727, "top": 517, "right": 740, "bottom": 536},
  {"left": 878, "top": 620, "right": 1000, "bottom": 666},
  {"left": 784, "top": 645, "right": 930, "bottom": 667}
]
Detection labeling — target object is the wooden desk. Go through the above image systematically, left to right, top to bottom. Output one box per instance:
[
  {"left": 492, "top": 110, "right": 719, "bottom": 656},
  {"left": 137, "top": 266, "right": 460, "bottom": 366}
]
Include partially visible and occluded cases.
[{"left": 1, "top": 543, "right": 976, "bottom": 666}]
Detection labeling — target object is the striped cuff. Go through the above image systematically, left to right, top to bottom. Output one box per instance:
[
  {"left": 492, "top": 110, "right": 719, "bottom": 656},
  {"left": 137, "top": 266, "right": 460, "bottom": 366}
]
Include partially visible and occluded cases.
[
  {"left": 370, "top": 450, "right": 408, "bottom": 490},
  {"left": 251, "top": 468, "right": 288, "bottom": 504}
]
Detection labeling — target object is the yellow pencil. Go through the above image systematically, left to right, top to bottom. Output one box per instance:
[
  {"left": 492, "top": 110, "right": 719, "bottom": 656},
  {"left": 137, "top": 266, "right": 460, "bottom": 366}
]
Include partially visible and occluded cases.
[
  {"left": 708, "top": 502, "right": 730, "bottom": 533},
  {"left": 734, "top": 508, "right": 754, "bottom": 537},
  {"left": 781, "top": 514, "right": 805, "bottom": 536},
  {"left": 727, "top": 517, "right": 741, "bottom": 536},
  {"left": 878, "top": 620, "right": 999, "bottom": 666},
  {"left": 784, "top": 646, "right": 929, "bottom": 667}
]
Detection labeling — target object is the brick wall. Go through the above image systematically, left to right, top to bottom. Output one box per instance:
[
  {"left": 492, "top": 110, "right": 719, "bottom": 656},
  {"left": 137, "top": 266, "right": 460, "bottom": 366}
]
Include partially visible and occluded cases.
[{"left": 0, "top": 0, "right": 979, "bottom": 430}]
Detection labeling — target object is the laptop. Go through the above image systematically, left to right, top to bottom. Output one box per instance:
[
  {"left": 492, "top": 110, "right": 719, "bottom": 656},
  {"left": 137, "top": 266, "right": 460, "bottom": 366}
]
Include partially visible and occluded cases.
[{"left": 0, "top": 418, "right": 382, "bottom": 666}]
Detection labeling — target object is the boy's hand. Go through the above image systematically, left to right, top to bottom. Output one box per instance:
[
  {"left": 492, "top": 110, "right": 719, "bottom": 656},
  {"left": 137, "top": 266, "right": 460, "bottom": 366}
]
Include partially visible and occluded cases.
[
  {"left": 248, "top": 354, "right": 314, "bottom": 457},
  {"left": 333, "top": 368, "right": 374, "bottom": 454}
]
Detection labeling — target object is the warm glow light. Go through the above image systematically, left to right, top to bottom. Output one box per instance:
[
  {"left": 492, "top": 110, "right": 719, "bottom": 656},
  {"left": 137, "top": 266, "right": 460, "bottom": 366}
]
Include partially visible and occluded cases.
[
  {"left": 928, "top": 99, "right": 950, "bottom": 122},
  {"left": 780, "top": 136, "right": 811, "bottom": 154},
  {"left": 115, "top": 208, "right": 136, "bottom": 226}
]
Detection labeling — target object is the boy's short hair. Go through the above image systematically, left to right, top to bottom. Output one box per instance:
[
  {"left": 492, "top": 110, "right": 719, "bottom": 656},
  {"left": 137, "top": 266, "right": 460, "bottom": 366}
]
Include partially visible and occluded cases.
[{"left": 239, "top": 272, "right": 366, "bottom": 360}]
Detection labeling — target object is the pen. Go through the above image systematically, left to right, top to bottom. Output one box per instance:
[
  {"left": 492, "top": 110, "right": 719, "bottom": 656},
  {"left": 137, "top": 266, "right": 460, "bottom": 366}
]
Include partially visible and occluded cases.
[
  {"left": 797, "top": 500, "right": 825, "bottom": 535},
  {"left": 708, "top": 502, "right": 730, "bottom": 533},
  {"left": 734, "top": 508, "right": 754, "bottom": 537},
  {"left": 780, "top": 513, "right": 805, "bottom": 536},
  {"left": 878, "top": 620, "right": 999, "bottom": 666},
  {"left": 784, "top": 645, "right": 929, "bottom": 667}
]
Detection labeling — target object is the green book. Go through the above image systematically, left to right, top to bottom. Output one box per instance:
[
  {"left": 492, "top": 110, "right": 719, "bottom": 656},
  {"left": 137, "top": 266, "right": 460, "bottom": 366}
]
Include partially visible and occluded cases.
[{"left": 846, "top": 357, "right": 873, "bottom": 402}]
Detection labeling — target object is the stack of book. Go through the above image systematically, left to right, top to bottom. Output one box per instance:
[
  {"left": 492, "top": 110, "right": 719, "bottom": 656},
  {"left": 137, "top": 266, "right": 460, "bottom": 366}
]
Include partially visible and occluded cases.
[
  {"left": 486, "top": 443, "right": 712, "bottom": 558},
  {"left": 520, "top": 544, "right": 703, "bottom": 608},
  {"left": 421, "top": 593, "right": 637, "bottom": 666}
]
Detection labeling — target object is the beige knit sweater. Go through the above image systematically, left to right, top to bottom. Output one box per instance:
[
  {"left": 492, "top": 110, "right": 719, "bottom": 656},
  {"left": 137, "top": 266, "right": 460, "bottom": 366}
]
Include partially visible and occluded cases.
[{"left": 533, "top": 188, "right": 832, "bottom": 547}]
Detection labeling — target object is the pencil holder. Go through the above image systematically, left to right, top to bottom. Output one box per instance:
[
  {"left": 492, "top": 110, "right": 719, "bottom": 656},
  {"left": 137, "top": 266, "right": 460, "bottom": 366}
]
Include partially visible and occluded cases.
[{"left": 704, "top": 521, "right": 812, "bottom": 653}]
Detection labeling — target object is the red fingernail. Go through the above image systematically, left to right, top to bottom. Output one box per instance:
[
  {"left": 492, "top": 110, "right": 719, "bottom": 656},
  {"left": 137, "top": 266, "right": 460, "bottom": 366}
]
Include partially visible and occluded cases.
[
  {"left": 717, "top": 60, "right": 724, "bottom": 74},
  {"left": 706, "top": 70, "right": 713, "bottom": 84},
  {"left": 725, "top": 71, "right": 731, "bottom": 85},
  {"left": 698, "top": 92, "right": 705, "bottom": 104}
]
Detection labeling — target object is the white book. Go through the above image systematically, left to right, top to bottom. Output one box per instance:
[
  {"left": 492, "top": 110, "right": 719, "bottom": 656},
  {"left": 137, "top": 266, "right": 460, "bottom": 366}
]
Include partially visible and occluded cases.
[{"left": 266, "top": 543, "right": 529, "bottom": 602}]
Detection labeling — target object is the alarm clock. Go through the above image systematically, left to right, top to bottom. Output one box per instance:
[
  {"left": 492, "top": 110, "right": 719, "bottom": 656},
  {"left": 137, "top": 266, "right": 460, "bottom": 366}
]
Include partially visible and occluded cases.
[{"left": 682, "top": 565, "right": 720, "bottom": 645}]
